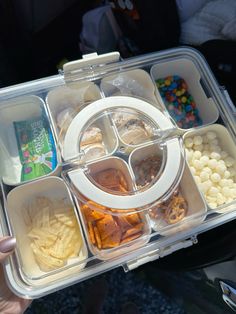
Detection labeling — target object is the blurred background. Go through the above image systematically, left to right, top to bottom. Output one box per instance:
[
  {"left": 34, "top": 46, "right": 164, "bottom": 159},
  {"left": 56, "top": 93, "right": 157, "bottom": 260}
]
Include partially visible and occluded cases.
[{"left": 0, "top": 0, "right": 235, "bottom": 103}]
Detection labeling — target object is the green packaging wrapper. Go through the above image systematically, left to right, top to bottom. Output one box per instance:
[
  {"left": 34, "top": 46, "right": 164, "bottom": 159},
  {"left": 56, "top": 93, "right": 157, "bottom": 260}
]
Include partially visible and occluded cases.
[{"left": 14, "top": 114, "right": 57, "bottom": 182}]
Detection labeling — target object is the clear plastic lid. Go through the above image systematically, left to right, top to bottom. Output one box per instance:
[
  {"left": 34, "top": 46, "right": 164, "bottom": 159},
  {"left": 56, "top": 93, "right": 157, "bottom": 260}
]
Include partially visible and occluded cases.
[{"left": 61, "top": 96, "right": 185, "bottom": 212}]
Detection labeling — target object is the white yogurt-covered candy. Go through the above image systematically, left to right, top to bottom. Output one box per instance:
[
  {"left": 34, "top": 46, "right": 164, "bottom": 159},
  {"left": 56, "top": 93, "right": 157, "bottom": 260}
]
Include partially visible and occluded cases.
[
  {"left": 187, "top": 129, "right": 235, "bottom": 208},
  {"left": 206, "top": 131, "right": 217, "bottom": 140},
  {"left": 193, "top": 135, "right": 203, "bottom": 146},
  {"left": 185, "top": 137, "right": 193, "bottom": 148},
  {"left": 193, "top": 151, "right": 202, "bottom": 159},
  {"left": 210, "top": 152, "right": 221, "bottom": 160},
  {"left": 200, "top": 156, "right": 209, "bottom": 166},
  {"left": 193, "top": 159, "right": 204, "bottom": 170},
  {"left": 208, "top": 159, "right": 218, "bottom": 169},
  {"left": 218, "top": 159, "right": 226, "bottom": 165},
  {"left": 215, "top": 163, "right": 227, "bottom": 174},
  {"left": 202, "top": 167, "right": 212, "bottom": 175},
  {"left": 200, "top": 171, "right": 210, "bottom": 182},
  {"left": 210, "top": 172, "right": 221, "bottom": 183},
  {"left": 219, "top": 179, "right": 230, "bottom": 187},
  {"left": 200, "top": 180, "right": 212, "bottom": 193},
  {"left": 205, "top": 180, "right": 213, "bottom": 189},
  {"left": 208, "top": 186, "right": 219, "bottom": 196},
  {"left": 222, "top": 187, "right": 231, "bottom": 197},
  {"left": 216, "top": 193, "right": 226, "bottom": 206},
  {"left": 206, "top": 195, "right": 216, "bottom": 202},
  {"left": 208, "top": 202, "right": 217, "bottom": 209}
]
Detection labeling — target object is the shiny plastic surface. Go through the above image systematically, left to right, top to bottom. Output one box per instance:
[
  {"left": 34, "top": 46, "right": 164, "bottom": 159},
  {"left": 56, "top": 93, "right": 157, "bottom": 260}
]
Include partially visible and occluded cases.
[{"left": 0, "top": 47, "right": 235, "bottom": 298}]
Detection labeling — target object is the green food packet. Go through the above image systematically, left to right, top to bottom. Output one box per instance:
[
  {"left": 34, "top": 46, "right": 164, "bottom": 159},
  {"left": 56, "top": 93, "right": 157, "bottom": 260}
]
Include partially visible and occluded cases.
[{"left": 14, "top": 114, "right": 57, "bottom": 182}]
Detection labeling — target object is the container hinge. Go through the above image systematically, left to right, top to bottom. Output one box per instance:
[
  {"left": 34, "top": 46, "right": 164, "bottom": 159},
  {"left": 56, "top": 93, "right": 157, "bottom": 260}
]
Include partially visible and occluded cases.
[
  {"left": 62, "top": 52, "right": 120, "bottom": 83},
  {"left": 220, "top": 86, "right": 236, "bottom": 115},
  {"left": 123, "top": 236, "right": 198, "bottom": 271}
]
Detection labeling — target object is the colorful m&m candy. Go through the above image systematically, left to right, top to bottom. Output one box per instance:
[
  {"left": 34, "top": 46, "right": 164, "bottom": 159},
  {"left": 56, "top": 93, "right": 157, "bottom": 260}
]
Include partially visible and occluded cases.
[{"left": 156, "top": 75, "right": 202, "bottom": 129}]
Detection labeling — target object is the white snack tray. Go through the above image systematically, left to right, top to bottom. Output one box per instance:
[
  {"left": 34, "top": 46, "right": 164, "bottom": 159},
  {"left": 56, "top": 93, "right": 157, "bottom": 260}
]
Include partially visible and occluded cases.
[{"left": 0, "top": 48, "right": 235, "bottom": 299}]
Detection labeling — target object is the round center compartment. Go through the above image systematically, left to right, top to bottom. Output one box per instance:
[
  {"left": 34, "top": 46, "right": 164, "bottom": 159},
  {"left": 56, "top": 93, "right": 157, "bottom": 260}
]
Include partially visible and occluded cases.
[{"left": 63, "top": 96, "right": 185, "bottom": 211}]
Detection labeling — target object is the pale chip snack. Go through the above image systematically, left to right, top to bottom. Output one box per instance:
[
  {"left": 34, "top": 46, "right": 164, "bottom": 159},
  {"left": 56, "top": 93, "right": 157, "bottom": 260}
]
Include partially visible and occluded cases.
[{"left": 25, "top": 197, "right": 83, "bottom": 272}]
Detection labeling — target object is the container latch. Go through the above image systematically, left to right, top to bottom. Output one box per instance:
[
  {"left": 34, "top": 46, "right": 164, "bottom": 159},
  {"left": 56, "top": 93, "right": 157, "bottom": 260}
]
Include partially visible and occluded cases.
[
  {"left": 63, "top": 51, "right": 120, "bottom": 83},
  {"left": 123, "top": 236, "right": 198, "bottom": 271}
]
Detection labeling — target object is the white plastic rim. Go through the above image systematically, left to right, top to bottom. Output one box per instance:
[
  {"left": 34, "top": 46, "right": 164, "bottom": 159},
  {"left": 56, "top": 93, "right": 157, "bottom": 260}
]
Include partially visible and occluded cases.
[
  {"left": 63, "top": 96, "right": 182, "bottom": 209},
  {"left": 63, "top": 96, "right": 174, "bottom": 160},
  {"left": 68, "top": 138, "right": 181, "bottom": 209}
]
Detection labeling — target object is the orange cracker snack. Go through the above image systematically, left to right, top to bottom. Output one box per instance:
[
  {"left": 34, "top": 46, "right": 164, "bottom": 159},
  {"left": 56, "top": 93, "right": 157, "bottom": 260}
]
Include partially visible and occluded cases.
[
  {"left": 82, "top": 168, "right": 146, "bottom": 250},
  {"left": 82, "top": 201, "right": 106, "bottom": 222},
  {"left": 125, "top": 213, "right": 141, "bottom": 225},
  {"left": 97, "top": 216, "right": 121, "bottom": 240},
  {"left": 116, "top": 216, "right": 133, "bottom": 234},
  {"left": 88, "top": 221, "right": 96, "bottom": 244},
  {"left": 122, "top": 222, "right": 144, "bottom": 239},
  {"left": 94, "top": 226, "right": 102, "bottom": 249},
  {"left": 101, "top": 230, "right": 122, "bottom": 248},
  {"left": 121, "top": 232, "right": 142, "bottom": 244}
]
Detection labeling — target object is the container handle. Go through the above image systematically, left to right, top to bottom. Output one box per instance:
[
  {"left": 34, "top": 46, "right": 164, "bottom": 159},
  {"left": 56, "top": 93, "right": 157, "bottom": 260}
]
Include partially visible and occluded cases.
[{"left": 63, "top": 52, "right": 120, "bottom": 74}]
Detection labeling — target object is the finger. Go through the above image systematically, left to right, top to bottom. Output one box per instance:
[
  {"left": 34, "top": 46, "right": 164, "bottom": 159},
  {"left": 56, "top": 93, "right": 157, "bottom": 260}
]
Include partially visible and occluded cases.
[{"left": 0, "top": 237, "right": 16, "bottom": 263}]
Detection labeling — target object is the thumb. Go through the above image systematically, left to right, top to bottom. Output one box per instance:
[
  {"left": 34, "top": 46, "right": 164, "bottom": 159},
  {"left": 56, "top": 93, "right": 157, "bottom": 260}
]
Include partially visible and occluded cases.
[{"left": 0, "top": 237, "right": 16, "bottom": 263}]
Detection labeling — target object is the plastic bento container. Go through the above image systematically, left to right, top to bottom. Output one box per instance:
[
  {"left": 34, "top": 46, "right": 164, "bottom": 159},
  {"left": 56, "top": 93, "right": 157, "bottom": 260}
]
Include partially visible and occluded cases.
[
  {"left": 0, "top": 47, "right": 236, "bottom": 299},
  {"left": 150, "top": 58, "right": 219, "bottom": 130},
  {"left": 100, "top": 69, "right": 162, "bottom": 107},
  {"left": 46, "top": 81, "right": 102, "bottom": 143},
  {"left": 0, "top": 95, "right": 59, "bottom": 186},
  {"left": 60, "top": 95, "right": 190, "bottom": 258},
  {"left": 62, "top": 96, "right": 177, "bottom": 161},
  {"left": 183, "top": 124, "right": 236, "bottom": 211},
  {"left": 66, "top": 157, "right": 151, "bottom": 260},
  {"left": 148, "top": 163, "right": 207, "bottom": 235},
  {"left": 6, "top": 176, "right": 88, "bottom": 286}
]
